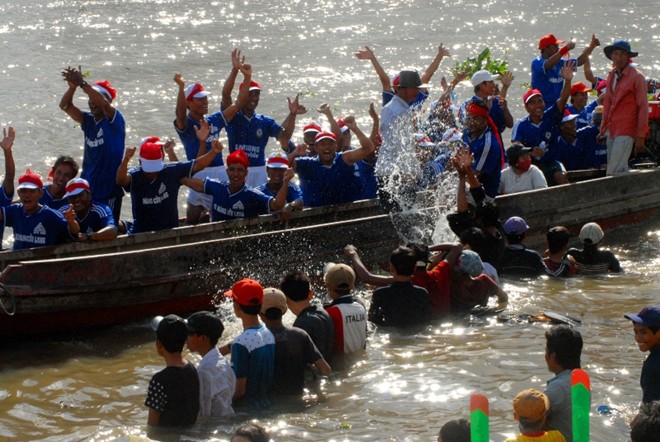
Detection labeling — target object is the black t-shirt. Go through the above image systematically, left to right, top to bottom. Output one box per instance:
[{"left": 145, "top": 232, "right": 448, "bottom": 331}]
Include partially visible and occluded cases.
[
  {"left": 499, "top": 244, "right": 546, "bottom": 276},
  {"left": 567, "top": 246, "right": 621, "bottom": 274},
  {"left": 368, "top": 281, "right": 432, "bottom": 327},
  {"left": 293, "top": 306, "right": 335, "bottom": 362},
  {"left": 270, "top": 326, "right": 323, "bottom": 396},
  {"left": 642, "top": 348, "right": 660, "bottom": 403},
  {"left": 145, "top": 362, "right": 200, "bottom": 427}
]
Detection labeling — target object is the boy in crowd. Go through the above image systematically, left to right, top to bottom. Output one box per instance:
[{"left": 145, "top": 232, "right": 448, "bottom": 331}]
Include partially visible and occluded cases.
[
  {"left": 256, "top": 152, "right": 303, "bottom": 221},
  {"left": 41, "top": 156, "right": 78, "bottom": 210},
  {"left": 1, "top": 169, "right": 80, "bottom": 250},
  {"left": 61, "top": 178, "right": 118, "bottom": 242},
  {"left": 499, "top": 216, "right": 548, "bottom": 277},
  {"left": 567, "top": 222, "right": 621, "bottom": 274},
  {"left": 543, "top": 226, "right": 577, "bottom": 277},
  {"left": 368, "top": 246, "right": 432, "bottom": 327},
  {"left": 323, "top": 263, "right": 367, "bottom": 355},
  {"left": 279, "top": 270, "right": 335, "bottom": 363},
  {"left": 224, "top": 278, "right": 275, "bottom": 409},
  {"left": 259, "top": 288, "right": 331, "bottom": 396},
  {"left": 624, "top": 306, "right": 660, "bottom": 404},
  {"left": 186, "top": 311, "right": 235, "bottom": 417},
  {"left": 145, "top": 314, "right": 200, "bottom": 427},
  {"left": 543, "top": 325, "right": 583, "bottom": 442},
  {"left": 505, "top": 388, "right": 566, "bottom": 442},
  {"left": 437, "top": 418, "right": 470, "bottom": 442},
  {"left": 231, "top": 422, "right": 270, "bottom": 442}
]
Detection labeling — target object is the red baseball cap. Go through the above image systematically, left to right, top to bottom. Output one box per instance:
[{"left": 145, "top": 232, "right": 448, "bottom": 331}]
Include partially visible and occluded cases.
[
  {"left": 538, "top": 34, "right": 565, "bottom": 50},
  {"left": 239, "top": 80, "right": 262, "bottom": 92},
  {"left": 570, "top": 82, "right": 592, "bottom": 95},
  {"left": 522, "top": 88, "right": 543, "bottom": 104},
  {"left": 303, "top": 123, "right": 322, "bottom": 134},
  {"left": 314, "top": 131, "right": 337, "bottom": 143},
  {"left": 17, "top": 169, "right": 43, "bottom": 190},
  {"left": 225, "top": 278, "right": 264, "bottom": 306}
]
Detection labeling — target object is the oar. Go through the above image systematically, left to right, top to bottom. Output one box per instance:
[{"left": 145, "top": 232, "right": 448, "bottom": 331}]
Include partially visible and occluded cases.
[
  {"left": 571, "top": 369, "right": 591, "bottom": 442},
  {"left": 470, "top": 393, "right": 489, "bottom": 442}
]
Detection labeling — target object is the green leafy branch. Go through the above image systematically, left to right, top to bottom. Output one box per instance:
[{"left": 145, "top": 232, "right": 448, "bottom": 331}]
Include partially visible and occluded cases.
[{"left": 451, "top": 48, "right": 508, "bottom": 78}]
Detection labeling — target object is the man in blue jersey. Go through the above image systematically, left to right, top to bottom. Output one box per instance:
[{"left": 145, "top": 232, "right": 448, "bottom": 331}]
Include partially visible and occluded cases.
[
  {"left": 531, "top": 33, "right": 599, "bottom": 106},
  {"left": 353, "top": 44, "right": 450, "bottom": 108},
  {"left": 221, "top": 50, "right": 307, "bottom": 188},
  {"left": 512, "top": 62, "right": 575, "bottom": 185},
  {"left": 173, "top": 63, "right": 251, "bottom": 224},
  {"left": 60, "top": 67, "right": 126, "bottom": 223},
  {"left": 458, "top": 70, "right": 514, "bottom": 135},
  {"left": 462, "top": 99, "right": 504, "bottom": 198},
  {"left": 291, "top": 116, "right": 375, "bottom": 207},
  {"left": 0, "top": 126, "right": 16, "bottom": 208},
  {"left": 116, "top": 133, "right": 223, "bottom": 234},
  {"left": 183, "top": 149, "right": 292, "bottom": 221},
  {"left": 256, "top": 152, "right": 303, "bottom": 221},
  {"left": 40, "top": 156, "right": 78, "bottom": 211},
  {"left": 1, "top": 170, "right": 80, "bottom": 250},
  {"left": 60, "top": 178, "right": 118, "bottom": 242},
  {"left": 223, "top": 278, "right": 275, "bottom": 410}
]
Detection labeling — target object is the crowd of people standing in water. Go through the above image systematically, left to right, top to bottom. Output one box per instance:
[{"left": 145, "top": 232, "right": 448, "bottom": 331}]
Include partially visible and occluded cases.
[{"left": 0, "top": 29, "right": 659, "bottom": 440}]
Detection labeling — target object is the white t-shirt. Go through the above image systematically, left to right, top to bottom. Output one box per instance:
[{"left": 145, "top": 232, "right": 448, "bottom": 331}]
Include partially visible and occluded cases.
[
  {"left": 499, "top": 165, "right": 547, "bottom": 195},
  {"left": 198, "top": 347, "right": 236, "bottom": 417}
]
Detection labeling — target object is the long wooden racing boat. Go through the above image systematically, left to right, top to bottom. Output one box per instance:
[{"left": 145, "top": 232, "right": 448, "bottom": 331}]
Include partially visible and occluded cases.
[{"left": 2, "top": 168, "right": 660, "bottom": 338}]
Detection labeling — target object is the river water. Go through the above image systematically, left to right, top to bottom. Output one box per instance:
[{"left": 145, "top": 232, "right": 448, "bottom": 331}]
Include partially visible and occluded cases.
[{"left": 1, "top": 0, "right": 659, "bottom": 440}]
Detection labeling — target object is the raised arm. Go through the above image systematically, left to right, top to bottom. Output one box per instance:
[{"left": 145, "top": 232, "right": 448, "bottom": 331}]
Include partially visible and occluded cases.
[
  {"left": 576, "top": 34, "right": 600, "bottom": 67},
  {"left": 543, "top": 41, "right": 576, "bottom": 70},
  {"left": 421, "top": 43, "right": 450, "bottom": 84},
  {"left": 354, "top": 46, "right": 391, "bottom": 92},
  {"left": 221, "top": 49, "right": 244, "bottom": 109},
  {"left": 557, "top": 61, "right": 576, "bottom": 114},
  {"left": 222, "top": 63, "right": 253, "bottom": 124},
  {"left": 64, "top": 66, "right": 116, "bottom": 120},
  {"left": 59, "top": 67, "right": 84, "bottom": 123},
  {"left": 499, "top": 71, "right": 514, "bottom": 129},
  {"left": 173, "top": 72, "right": 188, "bottom": 131},
  {"left": 277, "top": 94, "right": 308, "bottom": 150},
  {"left": 368, "top": 102, "right": 381, "bottom": 148},
  {"left": 318, "top": 103, "right": 342, "bottom": 142},
  {"left": 340, "top": 116, "right": 375, "bottom": 165},
  {"left": 0, "top": 127, "right": 16, "bottom": 197},
  {"left": 163, "top": 138, "right": 179, "bottom": 162},
  {"left": 191, "top": 139, "right": 224, "bottom": 174},
  {"left": 116, "top": 146, "right": 136, "bottom": 187},
  {"left": 269, "top": 168, "right": 293, "bottom": 211},
  {"left": 181, "top": 177, "right": 204, "bottom": 192},
  {"left": 62, "top": 205, "right": 81, "bottom": 237},
  {"left": 344, "top": 244, "right": 393, "bottom": 286}
]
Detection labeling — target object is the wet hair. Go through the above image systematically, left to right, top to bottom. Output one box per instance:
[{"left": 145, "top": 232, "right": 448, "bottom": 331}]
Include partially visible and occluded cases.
[
  {"left": 53, "top": 155, "right": 80, "bottom": 178},
  {"left": 475, "top": 200, "right": 500, "bottom": 229},
  {"left": 546, "top": 226, "right": 570, "bottom": 254},
  {"left": 406, "top": 242, "right": 430, "bottom": 264},
  {"left": 390, "top": 246, "right": 417, "bottom": 276},
  {"left": 280, "top": 271, "right": 311, "bottom": 302},
  {"left": 237, "top": 303, "right": 262, "bottom": 316},
  {"left": 545, "top": 324, "right": 582, "bottom": 370},
  {"left": 631, "top": 401, "right": 660, "bottom": 442},
  {"left": 438, "top": 418, "right": 470, "bottom": 442},
  {"left": 231, "top": 422, "right": 270, "bottom": 442}
]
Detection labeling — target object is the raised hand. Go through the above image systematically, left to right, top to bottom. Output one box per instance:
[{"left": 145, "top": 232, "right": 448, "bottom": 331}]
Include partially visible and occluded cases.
[
  {"left": 589, "top": 34, "right": 600, "bottom": 49},
  {"left": 437, "top": 43, "right": 450, "bottom": 59},
  {"left": 353, "top": 46, "right": 376, "bottom": 61},
  {"left": 231, "top": 49, "right": 245, "bottom": 70},
  {"left": 561, "top": 61, "right": 576, "bottom": 81},
  {"left": 62, "top": 65, "right": 84, "bottom": 87},
  {"left": 500, "top": 71, "right": 514, "bottom": 87},
  {"left": 173, "top": 72, "right": 184, "bottom": 87},
  {"left": 288, "top": 94, "right": 307, "bottom": 115},
  {"left": 317, "top": 102, "right": 332, "bottom": 117},
  {"left": 342, "top": 115, "right": 357, "bottom": 131},
  {"left": 0, "top": 126, "right": 15, "bottom": 151},
  {"left": 163, "top": 138, "right": 176, "bottom": 154},
  {"left": 211, "top": 139, "right": 224, "bottom": 154},
  {"left": 124, "top": 146, "right": 137, "bottom": 160},
  {"left": 283, "top": 167, "right": 294, "bottom": 182},
  {"left": 63, "top": 204, "right": 76, "bottom": 223}
]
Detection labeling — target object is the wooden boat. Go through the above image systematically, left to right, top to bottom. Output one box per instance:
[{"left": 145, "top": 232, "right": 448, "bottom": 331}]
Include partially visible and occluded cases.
[{"left": 2, "top": 168, "right": 660, "bottom": 337}]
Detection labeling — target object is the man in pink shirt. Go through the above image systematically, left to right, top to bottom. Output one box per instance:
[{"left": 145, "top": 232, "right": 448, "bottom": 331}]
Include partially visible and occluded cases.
[{"left": 600, "top": 39, "right": 649, "bottom": 175}]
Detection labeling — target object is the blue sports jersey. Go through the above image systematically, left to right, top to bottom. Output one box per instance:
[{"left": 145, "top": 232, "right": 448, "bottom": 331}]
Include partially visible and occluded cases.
[
  {"left": 531, "top": 57, "right": 577, "bottom": 105},
  {"left": 382, "top": 89, "right": 429, "bottom": 108},
  {"left": 567, "top": 100, "right": 599, "bottom": 130},
  {"left": 511, "top": 103, "right": 563, "bottom": 149},
  {"left": 80, "top": 109, "right": 126, "bottom": 203},
  {"left": 225, "top": 111, "right": 282, "bottom": 167},
  {"left": 173, "top": 112, "right": 226, "bottom": 167},
  {"left": 575, "top": 125, "right": 607, "bottom": 170},
  {"left": 462, "top": 129, "right": 502, "bottom": 198},
  {"left": 548, "top": 134, "right": 581, "bottom": 170},
  {"left": 294, "top": 153, "right": 362, "bottom": 207},
  {"left": 358, "top": 159, "right": 378, "bottom": 199},
  {"left": 128, "top": 161, "right": 194, "bottom": 234},
  {"left": 203, "top": 179, "right": 272, "bottom": 221},
  {"left": 255, "top": 181, "right": 303, "bottom": 204},
  {"left": 40, "top": 186, "right": 68, "bottom": 210},
  {"left": 0, "top": 187, "right": 13, "bottom": 208},
  {"left": 60, "top": 202, "right": 115, "bottom": 234},
  {"left": 3, "top": 204, "right": 71, "bottom": 250},
  {"left": 230, "top": 325, "right": 275, "bottom": 409}
]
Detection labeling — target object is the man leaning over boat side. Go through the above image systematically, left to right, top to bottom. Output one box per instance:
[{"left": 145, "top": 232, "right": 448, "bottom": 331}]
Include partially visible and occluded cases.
[
  {"left": 599, "top": 39, "right": 649, "bottom": 175},
  {"left": 172, "top": 61, "right": 251, "bottom": 225},
  {"left": 60, "top": 67, "right": 125, "bottom": 223},
  {"left": 116, "top": 131, "right": 222, "bottom": 234},
  {"left": 59, "top": 178, "right": 118, "bottom": 242}
]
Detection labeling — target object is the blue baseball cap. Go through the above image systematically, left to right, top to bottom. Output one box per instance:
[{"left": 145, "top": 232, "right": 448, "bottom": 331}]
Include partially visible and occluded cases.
[
  {"left": 503, "top": 216, "right": 530, "bottom": 235},
  {"left": 624, "top": 306, "right": 660, "bottom": 328}
]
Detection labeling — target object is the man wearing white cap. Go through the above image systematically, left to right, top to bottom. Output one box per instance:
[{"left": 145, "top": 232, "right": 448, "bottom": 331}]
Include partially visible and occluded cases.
[
  {"left": 173, "top": 65, "right": 251, "bottom": 225},
  {"left": 60, "top": 67, "right": 126, "bottom": 223},
  {"left": 458, "top": 69, "right": 514, "bottom": 134},
  {"left": 115, "top": 133, "right": 223, "bottom": 234},
  {"left": 1, "top": 169, "right": 80, "bottom": 250},
  {"left": 59, "top": 178, "right": 118, "bottom": 242},
  {"left": 567, "top": 222, "right": 621, "bottom": 274}
]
